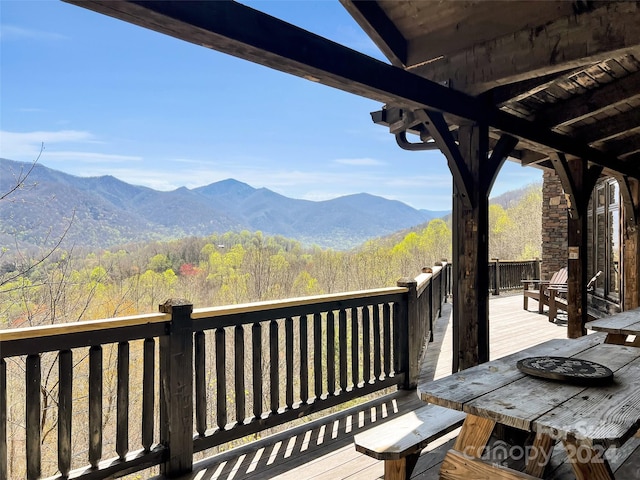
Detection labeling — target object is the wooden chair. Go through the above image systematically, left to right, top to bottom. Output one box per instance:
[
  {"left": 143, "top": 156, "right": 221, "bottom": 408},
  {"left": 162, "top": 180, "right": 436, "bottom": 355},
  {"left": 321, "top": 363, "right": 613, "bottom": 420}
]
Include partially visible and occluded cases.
[
  {"left": 522, "top": 267, "right": 568, "bottom": 314},
  {"left": 547, "top": 270, "right": 602, "bottom": 322}
]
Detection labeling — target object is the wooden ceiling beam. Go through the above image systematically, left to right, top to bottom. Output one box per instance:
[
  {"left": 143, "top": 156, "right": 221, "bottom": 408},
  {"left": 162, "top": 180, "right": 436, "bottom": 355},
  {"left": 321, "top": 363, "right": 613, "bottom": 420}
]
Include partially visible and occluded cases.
[
  {"left": 65, "top": 0, "right": 640, "bottom": 179},
  {"left": 339, "top": 0, "right": 407, "bottom": 67},
  {"left": 411, "top": 2, "right": 640, "bottom": 94},
  {"left": 481, "top": 68, "right": 581, "bottom": 106},
  {"left": 535, "top": 70, "right": 640, "bottom": 127},
  {"left": 570, "top": 109, "right": 640, "bottom": 144},
  {"left": 608, "top": 133, "right": 640, "bottom": 158}
]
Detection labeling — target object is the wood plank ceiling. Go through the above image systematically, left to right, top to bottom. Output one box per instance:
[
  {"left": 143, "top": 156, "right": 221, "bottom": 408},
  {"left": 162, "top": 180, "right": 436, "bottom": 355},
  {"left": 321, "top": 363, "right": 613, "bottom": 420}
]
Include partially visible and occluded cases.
[{"left": 342, "top": 0, "right": 640, "bottom": 176}]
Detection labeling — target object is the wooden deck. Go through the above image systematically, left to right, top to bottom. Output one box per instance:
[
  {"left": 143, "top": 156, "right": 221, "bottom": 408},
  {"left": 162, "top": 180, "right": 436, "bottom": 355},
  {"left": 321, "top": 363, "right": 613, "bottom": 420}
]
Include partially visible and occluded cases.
[{"left": 160, "top": 295, "right": 640, "bottom": 480}]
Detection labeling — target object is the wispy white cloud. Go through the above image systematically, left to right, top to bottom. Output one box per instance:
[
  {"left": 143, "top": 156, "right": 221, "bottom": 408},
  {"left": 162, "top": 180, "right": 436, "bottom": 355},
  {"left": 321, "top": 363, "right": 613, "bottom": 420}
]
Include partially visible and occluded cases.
[
  {"left": 0, "top": 25, "right": 68, "bottom": 42},
  {"left": 0, "top": 129, "right": 95, "bottom": 159},
  {"left": 0, "top": 130, "right": 141, "bottom": 167},
  {"left": 45, "top": 151, "right": 143, "bottom": 163},
  {"left": 334, "top": 157, "right": 385, "bottom": 166}
]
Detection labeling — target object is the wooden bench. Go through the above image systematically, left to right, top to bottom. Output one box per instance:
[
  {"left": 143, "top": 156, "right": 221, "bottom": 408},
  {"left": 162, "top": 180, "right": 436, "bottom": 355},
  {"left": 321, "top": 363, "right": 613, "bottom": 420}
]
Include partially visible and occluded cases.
[
  {"left": 522, "top": 267, "right": 568, "bottom": 314},
  {"left": 353, "top": 404, "right": 466, "bottom": 480}
]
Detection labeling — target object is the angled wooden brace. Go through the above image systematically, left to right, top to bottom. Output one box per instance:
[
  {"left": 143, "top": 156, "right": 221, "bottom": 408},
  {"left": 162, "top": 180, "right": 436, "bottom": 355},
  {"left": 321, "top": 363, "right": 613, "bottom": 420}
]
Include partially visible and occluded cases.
[
  {"left": 422, "top": 110, "right": 474, "bottom": 209},
  {"left": 485, "top": 134, "right": 519, "bottom": 194},
  {"left": 550, "top": 153, "right": 602, "bottom": 219},
  {"left": 616, "top": 174, "right": 639, "bottom": 236}
]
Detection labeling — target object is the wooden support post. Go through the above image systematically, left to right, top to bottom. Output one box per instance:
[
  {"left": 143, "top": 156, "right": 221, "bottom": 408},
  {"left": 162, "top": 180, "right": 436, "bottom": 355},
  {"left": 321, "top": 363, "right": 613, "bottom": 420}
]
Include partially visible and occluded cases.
[
  {"left": 420, "top": 112, "right": 517, "bottom": 370},
  {"left": 454, "top": 124, "right": 491, "bottom": 370},
  {"left": 551, "top": 154, "right": 602, "bottom": 337},
  {"left": 567, "top": 205, "right": 589, "bottom": 337},
  {"left": 397, "top": 277, "right": 418, "bottom": 388},
  {"left": 159, "top": 298, "right": 194, "bottom": 477}
]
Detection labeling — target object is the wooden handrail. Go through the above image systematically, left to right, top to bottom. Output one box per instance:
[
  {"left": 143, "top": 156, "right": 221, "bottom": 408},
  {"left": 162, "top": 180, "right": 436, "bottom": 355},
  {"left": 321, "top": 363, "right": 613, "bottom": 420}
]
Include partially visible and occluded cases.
[
  {"left": 191, "top": 287, "right": 408, "bottom": 319},
  {"left": 0, "top": 312, "right": 170, "bottom": 342}
]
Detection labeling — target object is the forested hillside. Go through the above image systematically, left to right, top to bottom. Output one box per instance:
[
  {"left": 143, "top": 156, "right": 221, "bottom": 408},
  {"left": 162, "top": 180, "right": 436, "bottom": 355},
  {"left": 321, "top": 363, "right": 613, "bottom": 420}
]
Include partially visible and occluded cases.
[{"left": 1, "top": 183, "right": 541, "bottom": 328}]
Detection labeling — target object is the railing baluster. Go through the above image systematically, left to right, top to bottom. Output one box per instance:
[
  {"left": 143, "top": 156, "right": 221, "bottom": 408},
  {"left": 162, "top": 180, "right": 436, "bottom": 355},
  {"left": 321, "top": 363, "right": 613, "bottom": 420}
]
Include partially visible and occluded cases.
[
  {"left": 393, "top": 302, "right": 404, "bottom": 377},
  {"left": 383, "top": 303, "right": 391, "bottom": 377},
  {"left": 373, "top": 305, "right": 382, "bottom": 380},
  {"left": 362, "top": 306, "right": 371, "bottom": 384},
  {"left": 351, "top": 307, "right": 359, "bottom": 388},
  {"left": 339, "top": 309, "right": 347, "bottom": 392},
  {"left": 327, "top": 311, "right": 336, "bottom": 395},
  {"left": 313, "top": 313, "right": 323, "bottom": 399},
  {"left": 299, "top": 314, "right": 309, "bottom": 403},
  {"left": 285, "top": 317, "right": 294, "bottom": 408},
  {"left": 269, "top": 320, "right": 279, "bottom": 412},
  {"left": 252, "top": 323, "right": 263, "bottom": 419},
  {"left": 235, "top": 326, "right": 246, "bottom": 422},
  {"left": 215, "top": 328, "right": 227, "bottom": 429},
  {"left": 195, "top": 332, "right": 206, "bottom": 436},
  {"left": 143, "top": 338, "right": 155, "bottom": 450},
  {"left": 117, "top": 341, "right": 129, "bottom": 459},
  {"left": 89, "top": 345, "right": 102, "bottom": 468},
  {"left": 58, "top": 350, "right": 72, "bottom": 477},
  {"left": 26, "top": 354, "right": 40, "bottom": 480},
  {"left": 0, "top": 359, "right": 5, "bottom": 480}
]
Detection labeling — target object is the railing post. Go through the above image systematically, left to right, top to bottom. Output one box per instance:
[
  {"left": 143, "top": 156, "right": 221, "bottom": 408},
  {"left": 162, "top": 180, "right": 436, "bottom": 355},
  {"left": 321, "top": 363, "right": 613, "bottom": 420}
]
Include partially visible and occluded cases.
[
  {"left": 493, "top": 258, "right": 501, "bottom": 295},
  {"left": 397, "top": 277, "right": 419, "bottom": 389},
  {"left": 159, "top": 299, "right": 194, "bottom": 477}
]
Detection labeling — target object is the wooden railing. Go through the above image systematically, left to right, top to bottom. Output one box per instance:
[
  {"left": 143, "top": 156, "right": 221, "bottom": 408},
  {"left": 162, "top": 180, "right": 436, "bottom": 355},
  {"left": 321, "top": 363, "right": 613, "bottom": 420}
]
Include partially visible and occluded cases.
[
  {"left": 489, "top": 259, "right": 540, "bottom": 295},
  {"left": 0, "top": 263, "right": 449, "bottom": 480}
]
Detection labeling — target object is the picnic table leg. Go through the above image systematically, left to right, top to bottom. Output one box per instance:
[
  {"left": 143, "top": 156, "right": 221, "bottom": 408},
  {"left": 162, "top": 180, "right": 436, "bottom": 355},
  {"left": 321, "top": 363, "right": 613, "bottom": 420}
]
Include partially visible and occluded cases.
[
  {"left": 452, "top": 414, "right": 495, "bottom": 457},
  {"left": 441, "top": 415, "right": 546, "bottom": 479},
  {"left": 525, "top": 432, "right": 554, "bottom": 477},
  {"left": 563, "top": 439, "right": 614, "bottom": 480},
  {"left": 384, "top": 453, "right": 419, "bottom": 480}
]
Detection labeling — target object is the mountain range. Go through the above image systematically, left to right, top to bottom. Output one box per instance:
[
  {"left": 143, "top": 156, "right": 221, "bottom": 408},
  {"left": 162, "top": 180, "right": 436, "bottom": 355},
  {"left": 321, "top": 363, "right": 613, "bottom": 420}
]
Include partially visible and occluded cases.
[{"left": 0, "top": 158, "right": 449, "bottom": 250}]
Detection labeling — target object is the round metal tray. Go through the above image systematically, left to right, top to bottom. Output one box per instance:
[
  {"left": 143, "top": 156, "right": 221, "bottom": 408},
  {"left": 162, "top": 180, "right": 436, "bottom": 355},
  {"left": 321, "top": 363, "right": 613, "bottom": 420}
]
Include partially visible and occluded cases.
[{"left": 516, "top": 356, "right": 614, "bottom": 386}]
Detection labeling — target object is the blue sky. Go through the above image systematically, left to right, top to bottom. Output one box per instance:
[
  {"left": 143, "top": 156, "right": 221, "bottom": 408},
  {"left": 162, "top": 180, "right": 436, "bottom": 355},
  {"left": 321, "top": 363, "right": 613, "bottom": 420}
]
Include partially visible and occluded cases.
[{"left": 1, "top": 0, "right": 541, "bottom": 211}]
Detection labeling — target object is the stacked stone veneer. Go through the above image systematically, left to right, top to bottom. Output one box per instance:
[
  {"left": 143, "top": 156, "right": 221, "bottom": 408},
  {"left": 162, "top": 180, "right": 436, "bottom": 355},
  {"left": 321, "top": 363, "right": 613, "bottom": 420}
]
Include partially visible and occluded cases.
[{"left": 542, "top": 170, "right": 568, "bottom": 279}]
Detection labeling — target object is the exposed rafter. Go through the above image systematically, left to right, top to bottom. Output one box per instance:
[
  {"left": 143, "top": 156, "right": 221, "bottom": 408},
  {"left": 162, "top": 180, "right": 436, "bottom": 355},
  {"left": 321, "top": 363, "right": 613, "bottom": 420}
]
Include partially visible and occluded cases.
[
  {"left": 339, "top": 0, "right": 407, "bottom": 67},
  {"left": 481, "top": 68, "right": 581, "bottom": 106},
  {"left": 535, "top": 70, "right": 640, "bottom": 127},
  {"left": 570, "top": 109, "right": 640, "bottom": 144}
]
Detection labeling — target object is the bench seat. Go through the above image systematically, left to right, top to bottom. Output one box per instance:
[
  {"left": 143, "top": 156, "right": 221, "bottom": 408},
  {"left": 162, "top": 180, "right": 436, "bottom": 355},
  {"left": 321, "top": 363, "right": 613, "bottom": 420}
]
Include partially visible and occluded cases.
[{"left": 354, "top": 404, "right": 465, "bottom": 480}]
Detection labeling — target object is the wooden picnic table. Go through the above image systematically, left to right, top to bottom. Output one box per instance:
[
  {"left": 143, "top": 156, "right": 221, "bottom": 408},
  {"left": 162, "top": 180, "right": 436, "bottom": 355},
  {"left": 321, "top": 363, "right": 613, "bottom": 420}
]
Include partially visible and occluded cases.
[
  {"left": 587, "top": 308, "right": 640, "bottom": 347},
  {"left": 418, "top": 333, "right": 640, "bottom": 479}
]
